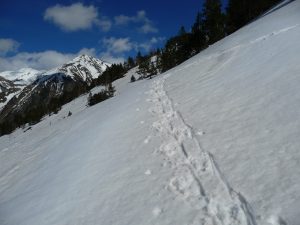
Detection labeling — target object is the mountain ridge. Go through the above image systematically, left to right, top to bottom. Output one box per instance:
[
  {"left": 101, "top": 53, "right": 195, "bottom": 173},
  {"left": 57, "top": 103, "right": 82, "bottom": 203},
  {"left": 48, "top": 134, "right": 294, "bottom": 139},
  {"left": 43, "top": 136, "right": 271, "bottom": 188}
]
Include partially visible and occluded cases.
[{"left": 0, "top": 54, "right": 111, "bottom": 135}]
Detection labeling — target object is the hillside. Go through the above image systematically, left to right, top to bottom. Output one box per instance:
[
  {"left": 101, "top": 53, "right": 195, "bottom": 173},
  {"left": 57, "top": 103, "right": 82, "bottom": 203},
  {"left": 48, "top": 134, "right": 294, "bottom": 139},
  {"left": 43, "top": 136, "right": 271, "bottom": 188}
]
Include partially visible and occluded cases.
[{"left": 1, "top": 1, "right": 300, "bottom": 225}]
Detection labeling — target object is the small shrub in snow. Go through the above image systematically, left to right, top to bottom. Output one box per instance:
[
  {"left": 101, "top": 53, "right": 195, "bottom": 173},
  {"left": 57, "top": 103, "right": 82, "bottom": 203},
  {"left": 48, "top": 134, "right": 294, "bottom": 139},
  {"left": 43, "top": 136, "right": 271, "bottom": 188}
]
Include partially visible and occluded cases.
[{"left": 130, "top": 75, "right": 136, "bottom": 82}]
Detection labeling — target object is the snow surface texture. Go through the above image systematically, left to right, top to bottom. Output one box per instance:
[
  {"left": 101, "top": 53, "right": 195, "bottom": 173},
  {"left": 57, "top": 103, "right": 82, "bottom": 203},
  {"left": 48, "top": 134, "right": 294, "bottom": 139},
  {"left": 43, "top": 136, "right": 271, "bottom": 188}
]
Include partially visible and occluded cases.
[{"left": 1, "top": 1, "right": 300, "bottom": 225}]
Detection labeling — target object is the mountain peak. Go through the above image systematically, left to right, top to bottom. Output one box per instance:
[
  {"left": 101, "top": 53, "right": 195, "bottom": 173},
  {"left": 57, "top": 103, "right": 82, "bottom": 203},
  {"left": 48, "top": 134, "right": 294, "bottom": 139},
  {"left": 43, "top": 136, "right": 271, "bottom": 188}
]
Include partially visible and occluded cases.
[
  {"left": 42, "top": 54, "right": 111, "bottom": 84},
  {"left": 72, "top": 54, "right": 92, "bottom": 62}
]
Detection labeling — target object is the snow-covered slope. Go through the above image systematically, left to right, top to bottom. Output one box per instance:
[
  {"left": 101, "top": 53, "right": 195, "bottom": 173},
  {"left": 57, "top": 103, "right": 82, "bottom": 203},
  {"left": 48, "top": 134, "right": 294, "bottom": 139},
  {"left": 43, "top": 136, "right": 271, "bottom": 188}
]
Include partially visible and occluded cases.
[
  {"left": 1, "top": 1, "right": 300, "bottom": 225},
  {"left": 0, "top": 68, "right": 43, "bottom": 86}
]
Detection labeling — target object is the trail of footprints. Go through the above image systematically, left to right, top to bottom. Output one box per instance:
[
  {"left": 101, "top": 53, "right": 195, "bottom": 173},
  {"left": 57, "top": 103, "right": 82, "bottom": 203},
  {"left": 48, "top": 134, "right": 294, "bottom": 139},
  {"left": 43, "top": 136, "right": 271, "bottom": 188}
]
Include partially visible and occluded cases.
[
  {"left": 142, "top": 24, "right": 298, "bottom": 224},
  {"left": 148, "top": 76, "right": 258, "bottom": 225}
]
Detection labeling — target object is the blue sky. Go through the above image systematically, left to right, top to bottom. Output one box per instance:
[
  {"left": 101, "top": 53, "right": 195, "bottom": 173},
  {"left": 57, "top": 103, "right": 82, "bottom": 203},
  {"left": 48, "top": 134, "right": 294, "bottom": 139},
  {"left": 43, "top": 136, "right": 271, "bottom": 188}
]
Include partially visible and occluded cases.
[{"left": 0, "top": 0, "right": 228, "bottom": 71}]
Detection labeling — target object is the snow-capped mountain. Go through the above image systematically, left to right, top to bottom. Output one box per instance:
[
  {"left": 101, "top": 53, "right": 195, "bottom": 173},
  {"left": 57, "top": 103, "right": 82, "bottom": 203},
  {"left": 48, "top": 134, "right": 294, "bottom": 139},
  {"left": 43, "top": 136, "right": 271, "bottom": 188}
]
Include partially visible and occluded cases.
[
  {"left": 0, "top": 54, "right": 111, "bottom": 134},
  {"left": 43, "top": 54, "right": 110, "bottom": 85},
  {"left": 0, "top": 68, "right": 43, "bottom": 86},
  {"left": 0, "top": 68, "right": 43, "bottom": 108}
]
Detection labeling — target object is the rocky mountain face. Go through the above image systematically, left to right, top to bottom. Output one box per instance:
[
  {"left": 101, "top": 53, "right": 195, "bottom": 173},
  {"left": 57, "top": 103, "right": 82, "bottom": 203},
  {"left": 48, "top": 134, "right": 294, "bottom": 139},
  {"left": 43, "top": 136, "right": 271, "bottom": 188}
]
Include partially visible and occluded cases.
[
  {"left": 0, "top": 54, "right": 111, "bottom": 135},
  {"left": 43, "top": 54, "right": 110, "bottom": 85},
  {"left": 0, "top": 68, "right": 44, "bottom": 110},
  {"left": 0, "top": 76, "right": 20, "bottom": 104},
  {"left": 0, "top": 76, "right": 16, "bottom": 94}
]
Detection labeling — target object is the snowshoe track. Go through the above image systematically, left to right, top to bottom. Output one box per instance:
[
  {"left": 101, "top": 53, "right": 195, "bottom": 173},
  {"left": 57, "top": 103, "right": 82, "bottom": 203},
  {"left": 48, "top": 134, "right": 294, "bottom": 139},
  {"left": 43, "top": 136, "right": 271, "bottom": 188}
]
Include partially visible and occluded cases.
[{"left": 149, "top": 76, "right": 258, "bottom": 225}]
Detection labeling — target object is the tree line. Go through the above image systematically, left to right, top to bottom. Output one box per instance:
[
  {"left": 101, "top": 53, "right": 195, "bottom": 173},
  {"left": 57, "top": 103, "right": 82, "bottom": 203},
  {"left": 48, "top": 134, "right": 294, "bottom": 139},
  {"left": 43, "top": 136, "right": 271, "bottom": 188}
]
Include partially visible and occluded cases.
[{"left": 113, "top": 0, "right": 281, "bottom": 79}]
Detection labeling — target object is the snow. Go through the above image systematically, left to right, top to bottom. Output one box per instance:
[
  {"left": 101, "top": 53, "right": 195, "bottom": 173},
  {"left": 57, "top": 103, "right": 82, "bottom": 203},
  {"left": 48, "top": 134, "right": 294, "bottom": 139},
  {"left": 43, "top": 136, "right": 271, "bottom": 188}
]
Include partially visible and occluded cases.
[
  {"left": 1, "top": 1, "right": 300, "bottom": 225},
  {"left": 71, "top": 54, "right": 111, "bottom": 78},
  {"left": 43, "top": 55, "right": 111, "bottom": 82},
  {"left": 0, "top": 68, "right": 42, "bottom": 85},
  {"left": 0, "top": 91, "right": 21, "bottom": 110}
]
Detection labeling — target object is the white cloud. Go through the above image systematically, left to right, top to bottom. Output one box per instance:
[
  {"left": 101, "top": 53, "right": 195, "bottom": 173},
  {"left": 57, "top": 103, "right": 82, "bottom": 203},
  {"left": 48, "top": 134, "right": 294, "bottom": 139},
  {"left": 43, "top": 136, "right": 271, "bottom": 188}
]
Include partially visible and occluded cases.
[
  {"left": 44, "top": 3, "right": 110, "bottom": 32},
  {"left": 114, "top": 10, "right": 158, "bottom": 34},
  {"left": 114, "top": 10, "right": 148, "bottom": 25},
  {"left": 114, "top": 15, "right": 132, "bottom": 25},
  {"left": 96, "top": 18, "right": 112, "bottom": 32},
  {"left": 140, "top": 23, "right": 158, "bottom": 34},
  {"left": 0, "top": 35, "right": 165, "bottom": 72},
  {"left": 101, "top": 36, "right": 165, "bottom": 57},
  {"left": 102, "top": 37, "right": 134, "bottom": 54},
  {"left": 138, "top": 37, "right": 165, "bottom": 52},
  {"left": 150, "top": 37, "right": 165, "bottom": 44},
  {"left": 0, "top": 38, "right": 20, "bottom": 56},
  {"left": 0, "top": 46, "right": 127, "bottom": 72},
  {"left": 0, "top": 48, "right": 96, "bottom": 72},
  {"left": 78, "top": 48, "right": 97, "bottom": 57},
  {"left": 99, "top": 52, "right": 124, "bottom": 64}
]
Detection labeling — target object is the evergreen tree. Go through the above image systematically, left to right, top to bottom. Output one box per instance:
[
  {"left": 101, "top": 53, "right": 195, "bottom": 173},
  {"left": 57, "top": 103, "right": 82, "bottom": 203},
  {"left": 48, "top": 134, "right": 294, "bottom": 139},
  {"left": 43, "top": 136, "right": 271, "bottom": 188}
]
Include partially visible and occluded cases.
[
  {"left": 202, "top": 0, "right": 225, "bottom": 45},
  {"left": 226, "top": 0, "right": 281, "bottom": 34},
  {"left": 226, "top": 0, "right": 249, "bottom": 34},
  {"left": 191, "top": 12, "right": 207, "bottom": 53},
  {"left": 178, "top": 26, "right": 187, "bottom": 36},
  {"left": 160, "top": 28, "right": 193, "bottom": 72},
  {"left": 135, "top": 51, "right": 143, "bottom": 65},
  {"left": 125, "top": 56, "right": 135, "bottom": 70},
  {"left": 137, "top": 56, "right": 150, "bottom": 78},
  {"left": 147, "top": 62, "right": 157, "bottom": 79},
  {"left": 97, "top": 63, "right": 127, "bottom": 86},
  {"left": 130, "top": 75, "right": 136, "bottom": 82}
]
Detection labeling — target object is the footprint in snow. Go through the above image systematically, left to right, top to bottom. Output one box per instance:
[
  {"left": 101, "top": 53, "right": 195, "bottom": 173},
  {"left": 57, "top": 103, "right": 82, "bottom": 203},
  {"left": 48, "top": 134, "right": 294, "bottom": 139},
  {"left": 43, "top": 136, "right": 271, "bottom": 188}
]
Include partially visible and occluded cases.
[
  {"left": 197, "top": 131, "right": 205, "bottom": 136},
  {"left": 144, "top": 136, "right": 151, "bottom": 144},
  {"left": 1, "top": 148, "right": 9, "bottom": 152},
  {"left": 145, "top": 169, "right": 152, "bottom": 175},
  {"left": 152, "top": 207, "right": 162, "bottom": 217},
  {"left": 267, "top": 215, "right": 287, "bottom": 225}
]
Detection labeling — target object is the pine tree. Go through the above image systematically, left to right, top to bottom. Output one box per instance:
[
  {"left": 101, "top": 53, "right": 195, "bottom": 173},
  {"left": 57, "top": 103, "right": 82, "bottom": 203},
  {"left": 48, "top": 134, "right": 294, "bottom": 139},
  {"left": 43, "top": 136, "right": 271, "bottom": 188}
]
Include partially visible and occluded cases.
[
  {"left": 202, "top": 0, "right": 225, "bottom": 45},
  {"left": 226, "top": 0, "right": 281, "bottom": 34},
  {"left": 226, "top": 0, "right": 251, "bottom": 34},
  {"left": 191, "top": 12, "right": 207, "bottom": 53},
  {"left": 178, "top": 26, "right": 187, "bottom": 36},
  {"left": 135, "top": 51, "right": 143, "bottom": 65},
  {"left": 137, "top": 56, "right": 150, "bottom": 78},
  {"left": 126, "top": 57, "right": 135, "bottom": 69},
  {"left": 147, "top": 62, "right": 157, "bottom": 79},
  {"left": 130, "top": 75, "right": 136, "bottom": 82}
]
